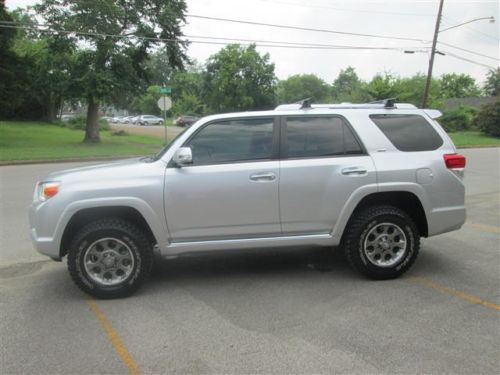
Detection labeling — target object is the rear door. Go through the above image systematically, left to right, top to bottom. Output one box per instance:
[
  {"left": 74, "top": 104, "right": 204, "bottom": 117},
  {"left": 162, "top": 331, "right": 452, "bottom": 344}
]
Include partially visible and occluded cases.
[{"left": 279, "top": 115, "right": 377, "bottom": 234}]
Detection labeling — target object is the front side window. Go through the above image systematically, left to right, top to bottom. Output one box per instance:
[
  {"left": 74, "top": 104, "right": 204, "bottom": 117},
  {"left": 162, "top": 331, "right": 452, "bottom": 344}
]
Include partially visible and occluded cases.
[
  {"left": 370, "top": 114, "right": 443, "bottom": 152},
  {"left": 285, "top": 116, "right": 363, "bottom": 158},
  {"left": 186, "top": 118, "right": 274, "bottom": 165}
]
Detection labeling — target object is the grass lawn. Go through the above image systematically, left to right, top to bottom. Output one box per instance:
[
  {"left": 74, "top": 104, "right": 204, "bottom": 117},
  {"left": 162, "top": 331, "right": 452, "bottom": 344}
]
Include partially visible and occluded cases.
[
  {"left": 0, "top": 121, "right": 168, "bottom": 162},
  {"left": 448, "top": 131, "right": 500, "bottom": 148}
]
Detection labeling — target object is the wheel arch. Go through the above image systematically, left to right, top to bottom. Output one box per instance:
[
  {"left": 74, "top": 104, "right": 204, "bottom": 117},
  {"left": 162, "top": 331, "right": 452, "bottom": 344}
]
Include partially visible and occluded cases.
[
  {"left": 335, "top": 190, "right": 429, "bottom": 243},
  {"left": 60, "top": 206, "right": 158, "bottom": 259}
]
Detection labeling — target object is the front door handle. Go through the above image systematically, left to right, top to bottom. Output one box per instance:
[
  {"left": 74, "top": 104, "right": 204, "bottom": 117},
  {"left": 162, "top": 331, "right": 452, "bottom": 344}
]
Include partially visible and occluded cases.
[
  {"left": 341, "top": 167, "right": 367, "bottom": 176},
  {"left": 249, "top": 172, "right": 276, "bottom": 182}
]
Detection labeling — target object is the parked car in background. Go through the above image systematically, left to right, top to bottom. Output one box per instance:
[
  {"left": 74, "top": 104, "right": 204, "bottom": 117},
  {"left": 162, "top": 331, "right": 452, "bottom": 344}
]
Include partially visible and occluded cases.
[
  {"left": 59, "top": 113, "right": 77, "bottom": 122},
  {"left": 130, "top": 115, "right": 140, "bottom": 125},
  {"left": 137, "top": 115, "right": 164, "bottom": 126},
  {"left": 175, "top": 115, "right": 199, "bottom": 127},
  {"left": 120, "top": 116, "right": 134, "bottom": 124}
]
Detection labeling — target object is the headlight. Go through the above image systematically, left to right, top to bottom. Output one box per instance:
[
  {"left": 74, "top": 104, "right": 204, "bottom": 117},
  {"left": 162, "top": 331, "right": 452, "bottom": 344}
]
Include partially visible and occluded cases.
[{"left": 38, "top": 181, "right": 60, "bottom": 201}]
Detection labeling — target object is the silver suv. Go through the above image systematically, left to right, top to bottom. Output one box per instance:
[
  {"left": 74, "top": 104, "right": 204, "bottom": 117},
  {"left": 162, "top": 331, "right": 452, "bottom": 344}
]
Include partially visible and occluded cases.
[
  {"left": 30, "top": 99, "right": 466, "bottom": 298},
  {"left": 137, "top": 115, "right": 164, "bottom": 126}
]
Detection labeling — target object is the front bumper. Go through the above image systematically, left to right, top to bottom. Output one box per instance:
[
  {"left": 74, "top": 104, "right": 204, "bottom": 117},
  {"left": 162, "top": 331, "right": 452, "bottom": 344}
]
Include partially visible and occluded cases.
[{"left": 29, "top": 201, "right": 63, "bottom": 260}]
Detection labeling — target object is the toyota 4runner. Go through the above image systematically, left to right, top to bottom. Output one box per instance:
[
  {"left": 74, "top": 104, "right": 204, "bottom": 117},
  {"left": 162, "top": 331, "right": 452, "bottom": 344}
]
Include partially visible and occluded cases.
[{"left": 30, "top": 99, "right": 466, "bottom": 298}]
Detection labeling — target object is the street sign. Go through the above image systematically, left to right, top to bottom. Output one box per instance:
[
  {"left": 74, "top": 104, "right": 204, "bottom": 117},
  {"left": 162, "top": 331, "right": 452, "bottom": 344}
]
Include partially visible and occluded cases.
[
  {"left": 159, "top": 86, "right": 171, "bottom": 94},
  {"left": 157, "top": 96, "right": 172, "bottom": 111}
]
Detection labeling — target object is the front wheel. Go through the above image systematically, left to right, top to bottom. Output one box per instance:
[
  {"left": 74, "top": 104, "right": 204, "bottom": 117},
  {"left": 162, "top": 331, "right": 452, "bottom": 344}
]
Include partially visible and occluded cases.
[
  {"left": 158, "top": 121, "right": 163, "bottom": 126},
  {"left": 342, "top": 205, "right": 420, "bottom": 280},
  {"left": 67, "top": 218, "right": 153, "bottom": 298}
]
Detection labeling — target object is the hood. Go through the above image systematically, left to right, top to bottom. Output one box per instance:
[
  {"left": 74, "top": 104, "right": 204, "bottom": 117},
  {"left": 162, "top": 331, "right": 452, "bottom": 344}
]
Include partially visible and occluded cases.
[{"left": 45, "top": 157, "right": 149, "bottom": 181}]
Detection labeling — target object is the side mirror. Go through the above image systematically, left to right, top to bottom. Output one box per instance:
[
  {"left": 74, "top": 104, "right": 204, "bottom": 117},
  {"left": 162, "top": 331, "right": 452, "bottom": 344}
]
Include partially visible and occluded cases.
[{"left": 172, "top": 147, "right": 193, "bottom": 166}]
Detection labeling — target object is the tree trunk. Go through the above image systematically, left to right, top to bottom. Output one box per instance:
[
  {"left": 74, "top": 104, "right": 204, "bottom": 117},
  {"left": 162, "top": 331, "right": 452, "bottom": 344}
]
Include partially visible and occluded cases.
[
  {"left": 47, "top": 97, "right": 57, "bottom": 123},
  {"left": 84, "top": 98, "right": 100, "bottom": 143}
]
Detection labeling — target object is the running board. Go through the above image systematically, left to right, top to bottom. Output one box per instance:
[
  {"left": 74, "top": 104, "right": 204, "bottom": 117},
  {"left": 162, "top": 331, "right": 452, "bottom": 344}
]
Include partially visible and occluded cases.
[{"left": 161, "top": 233, "right": 337, "bottom": 257}]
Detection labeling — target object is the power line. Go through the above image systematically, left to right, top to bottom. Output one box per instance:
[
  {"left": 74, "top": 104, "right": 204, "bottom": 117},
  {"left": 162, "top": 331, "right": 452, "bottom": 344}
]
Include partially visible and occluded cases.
[
  {"left": 254, "top": 0, "right": 435, "bottom": 17},
  {"left": 185, "top": 14, "right": 427, "bottom": 43},
  {"left": 186, "top": 14, "right": 499, "bottom": 62},
  {"left": 0, "top": 22, "right": 494, "bottom": 70},
  {"left": 0, "top": 23, "right": 424, "bottom": 51},
  {"left": 184, "top": 34, "right": 428, "bottom": 51},
  {"left": 438, "top": 41, "right": 499, "bottom": 61},
  {"left": 440, "top": 50, "right": 497, "bottom": 69}
]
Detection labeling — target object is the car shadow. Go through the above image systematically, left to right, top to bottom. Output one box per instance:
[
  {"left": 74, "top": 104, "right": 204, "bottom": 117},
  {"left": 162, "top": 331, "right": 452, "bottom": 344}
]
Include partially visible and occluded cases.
[{"left": 148, "top": 247, "right": 351, "bottom": 285}]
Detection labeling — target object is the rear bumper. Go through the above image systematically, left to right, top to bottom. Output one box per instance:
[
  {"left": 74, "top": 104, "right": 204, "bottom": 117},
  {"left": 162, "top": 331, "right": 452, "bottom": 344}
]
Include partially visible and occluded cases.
[{"left": 427, "top": 206, "right": 466, "bottom": 237}]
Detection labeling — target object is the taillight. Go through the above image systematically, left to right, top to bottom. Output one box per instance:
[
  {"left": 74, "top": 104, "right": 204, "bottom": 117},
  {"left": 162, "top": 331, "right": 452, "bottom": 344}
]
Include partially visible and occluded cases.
[
  {"left": 444, "top": 154, "right": 466, "bottom": 169},
  {"left": 444, "top": 154, "right": 466, "bottom": 178}
]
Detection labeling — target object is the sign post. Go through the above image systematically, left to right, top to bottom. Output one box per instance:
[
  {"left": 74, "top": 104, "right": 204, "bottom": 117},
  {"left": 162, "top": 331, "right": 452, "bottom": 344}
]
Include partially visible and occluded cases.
[{"left": 157, "top": 95, "right": 172, "bottom": 145}]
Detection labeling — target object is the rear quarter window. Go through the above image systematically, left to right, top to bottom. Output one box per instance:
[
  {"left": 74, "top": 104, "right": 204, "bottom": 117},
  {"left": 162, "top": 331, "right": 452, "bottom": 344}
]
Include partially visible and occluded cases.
[{"left": 369, "top": 114, "right": 443, "bottom": 152}]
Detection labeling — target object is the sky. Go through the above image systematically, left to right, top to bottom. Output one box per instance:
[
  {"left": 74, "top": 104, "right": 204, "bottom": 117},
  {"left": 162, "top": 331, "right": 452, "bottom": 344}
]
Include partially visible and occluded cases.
[{"left": 6, "top": 0, "right": 500, "bottom": 85}]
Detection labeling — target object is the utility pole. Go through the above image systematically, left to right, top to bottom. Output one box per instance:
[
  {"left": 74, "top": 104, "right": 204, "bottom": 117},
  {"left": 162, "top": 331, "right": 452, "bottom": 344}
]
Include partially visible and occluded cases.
[{"left": 422, "top": 0, "right": 445, "bottom": 108}]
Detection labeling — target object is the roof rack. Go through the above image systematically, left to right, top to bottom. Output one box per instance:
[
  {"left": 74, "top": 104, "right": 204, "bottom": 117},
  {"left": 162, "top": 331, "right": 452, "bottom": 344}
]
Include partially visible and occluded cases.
[
  {"left": 274, "top": 97, "right": 418, "bottom": 111},
  {"left": 368, "top": 97, "right": 398, "bottom": 108}
]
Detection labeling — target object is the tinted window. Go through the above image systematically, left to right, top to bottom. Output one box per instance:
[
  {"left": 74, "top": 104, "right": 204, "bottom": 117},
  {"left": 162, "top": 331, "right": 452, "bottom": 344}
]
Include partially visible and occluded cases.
[
  {"left": 370, "top": 114, "right": 443, "bottom": 151},
  {"left": 285, "top": 116, "right": 363, "bottom": 158},
  {"left": 187, "top": 118, "right": 274, "bottom": 165}
]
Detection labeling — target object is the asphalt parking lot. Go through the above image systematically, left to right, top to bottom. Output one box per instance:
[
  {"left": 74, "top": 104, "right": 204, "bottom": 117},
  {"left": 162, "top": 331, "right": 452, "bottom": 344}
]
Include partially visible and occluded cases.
[{"left": 0, "top": 148, "right": 499, "bottom": 374}]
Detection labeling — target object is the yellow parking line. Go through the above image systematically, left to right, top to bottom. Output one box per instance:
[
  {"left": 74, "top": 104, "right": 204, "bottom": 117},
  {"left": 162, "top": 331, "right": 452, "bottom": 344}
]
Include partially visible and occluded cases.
[
  {"left": 465, "top": 222, "right": 500, "bottom": 234},
  {"left": 410, "top": 277, "right": 500, "bottom": 311},
  {"left": 87, "top": 299, "right": 142, "bottom": 375}
]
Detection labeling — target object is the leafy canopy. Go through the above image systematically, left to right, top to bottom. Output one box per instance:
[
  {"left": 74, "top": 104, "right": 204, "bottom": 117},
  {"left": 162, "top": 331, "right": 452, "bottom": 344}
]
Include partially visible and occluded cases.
[{"left": 203, "top": 44, "right": 276, "bottom": 112}]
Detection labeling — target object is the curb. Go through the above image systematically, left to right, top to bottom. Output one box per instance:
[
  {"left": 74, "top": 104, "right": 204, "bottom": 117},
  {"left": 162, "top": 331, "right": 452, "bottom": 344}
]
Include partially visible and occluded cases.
[{"left": 0, "top": 155, "right": 141, "bottom": 166}]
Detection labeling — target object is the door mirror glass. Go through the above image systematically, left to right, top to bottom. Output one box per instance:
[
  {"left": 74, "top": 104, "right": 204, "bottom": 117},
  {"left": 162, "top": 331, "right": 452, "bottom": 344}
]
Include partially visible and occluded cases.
[{"left": 172, "top": 147, "right": 193, "bottom": 166}]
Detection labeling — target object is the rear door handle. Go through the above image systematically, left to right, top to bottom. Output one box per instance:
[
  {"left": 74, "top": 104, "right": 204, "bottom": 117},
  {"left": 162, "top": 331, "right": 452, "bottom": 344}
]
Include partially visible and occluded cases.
[
  {"left": 341, "top": 167, "right": 367, "bottom": 176},
  {"left": 249, "top": 172, "right": 276, "bottom": 182}
]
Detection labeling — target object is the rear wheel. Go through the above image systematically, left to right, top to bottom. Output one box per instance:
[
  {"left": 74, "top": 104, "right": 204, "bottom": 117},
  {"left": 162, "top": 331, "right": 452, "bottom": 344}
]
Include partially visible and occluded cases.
[
  {"left": 343, "top": 205, "right": 420, "bottom": 279},
  {"left": 67, "top": 218, "right": 153, "bottom": 298}
]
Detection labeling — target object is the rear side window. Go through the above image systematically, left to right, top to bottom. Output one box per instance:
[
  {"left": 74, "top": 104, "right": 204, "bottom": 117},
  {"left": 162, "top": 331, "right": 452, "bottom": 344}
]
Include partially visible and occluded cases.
[
  {"left": 370, "top": 114, "right": 443, "bottom": 151},
  {"left": 285, "top": 116, "right": 363, "bottom": 158},
  {"left": 187, "top": 118, "right": 274, "bottom": 165}
]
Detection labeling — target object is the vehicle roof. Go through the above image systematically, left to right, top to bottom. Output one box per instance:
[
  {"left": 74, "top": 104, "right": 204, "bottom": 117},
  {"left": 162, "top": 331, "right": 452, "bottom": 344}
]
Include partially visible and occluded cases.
[{"left": 200, "top": 106, "right": 436, "bottom": 123}]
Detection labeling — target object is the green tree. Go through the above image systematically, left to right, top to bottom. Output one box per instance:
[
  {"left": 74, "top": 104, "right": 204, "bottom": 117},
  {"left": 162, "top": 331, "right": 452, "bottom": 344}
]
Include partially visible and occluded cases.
[
  {"left": 35, "top": 0, "right": 188, "bottom": 143},
  {"left": 0, "top": 5, "right": 32, "bottom": 119},
  {"left": 14, "top": 35, "right": 75, "bottom": 122},
  {"left": 203, "top": 44, "right": 276, "bottom": 112},
  {"left": 331, "top": 66, "right": 369, "bottom": 102},
  {"left": 484, "top": 68, "right": 500, "bottom": 97},
  {"left": 366, "top": 73, "right": 398, "bottom": 100},
  {"left": 394, "top": 73, "right": 442, "bottom": 108},
  {"left": 439, "top": 73, "right": 481, "bottom": 99},
  {"left": 277, "top": 74, "right": 331, "bottom": 103},
  {"left": 130, "top": 85, "right": 161, "bottom": 115},
  {"left": 474, "top": 101, "right": 500, "bottom": 137}
]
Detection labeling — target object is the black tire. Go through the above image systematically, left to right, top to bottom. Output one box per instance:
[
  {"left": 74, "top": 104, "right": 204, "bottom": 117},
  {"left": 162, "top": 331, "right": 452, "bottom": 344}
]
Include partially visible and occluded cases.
[
  {"left": 158, "top": 121, "right": 163, "bottom": 126},
  {"left": 342, "top": 205, "right": 420, "bottom": 280},
  {"left": 67, "top": 218, "right": 153, "bottom": 298}
]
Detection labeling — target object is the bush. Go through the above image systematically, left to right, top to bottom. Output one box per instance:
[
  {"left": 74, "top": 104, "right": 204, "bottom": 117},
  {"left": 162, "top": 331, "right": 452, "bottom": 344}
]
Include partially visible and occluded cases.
[
  {"left": 474, "top": 101, "right": 500, "bottom": 137},
  {"left": 439, "top": 106, "right": 479, "bottom": 132},
  {"left": 57, "top": 115, "right": 110, "bottom": 131}
]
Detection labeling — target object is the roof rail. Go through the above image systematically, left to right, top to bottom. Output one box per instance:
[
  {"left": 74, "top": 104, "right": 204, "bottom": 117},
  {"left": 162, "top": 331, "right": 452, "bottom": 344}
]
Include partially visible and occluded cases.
[{"left": 274, "top": 97, "right": 418, "bottom": 111}]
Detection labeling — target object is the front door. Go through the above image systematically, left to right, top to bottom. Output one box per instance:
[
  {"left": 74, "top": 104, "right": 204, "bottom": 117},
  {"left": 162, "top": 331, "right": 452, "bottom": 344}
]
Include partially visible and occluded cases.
[{"left": 164, "top": 117, "right": 281, "bottom": 242}]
